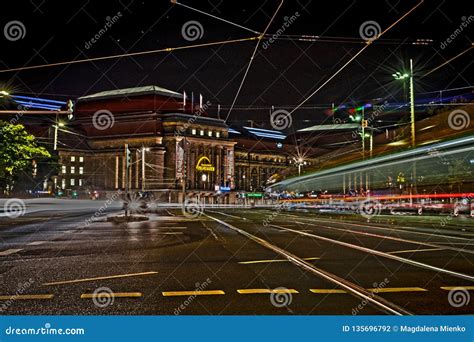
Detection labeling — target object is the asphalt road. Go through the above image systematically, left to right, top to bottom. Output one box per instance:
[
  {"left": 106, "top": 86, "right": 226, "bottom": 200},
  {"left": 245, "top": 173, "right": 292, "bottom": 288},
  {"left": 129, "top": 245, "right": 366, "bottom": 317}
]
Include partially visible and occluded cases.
[{"left": 1, "top": 203, "right": 473, "bottom": 315}]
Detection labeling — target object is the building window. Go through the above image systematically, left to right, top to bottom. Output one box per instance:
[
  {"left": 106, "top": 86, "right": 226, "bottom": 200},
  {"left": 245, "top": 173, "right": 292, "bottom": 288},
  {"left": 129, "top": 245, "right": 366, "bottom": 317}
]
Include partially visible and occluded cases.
[
  {"left": 191, "top": 129, "right": 196, "bottom": 135},
  {"left": 200, "top": 130, "right": 204, "bottom": 136},
  {"left": 208, "top": 131, "right": 212, "bottom": 137},
  {"left": 216, "top": 132, "right": 221, "bottom": 138},
  {"left": 71, "top": 156, "right": 75, "bottom": 162},
  {"left": 79, "top": 156, "right": 84, "bottom": 163},
  {"left": 61, "top": 165, "right": 66, "bottom": 174},
  {"left": 70, "top": 166, "right": 75, "bottom": 174},
  {"left": 79, "top": 167, "right": 84, "bottom": 175},
  {"left": 61, "top": 178, "right": 66, "bottom": 189},
  {"left": 70, "top": 178, "right": 75, "bottom": 186},
  {"left": 79, "top": 179, "right": 83, "bottom": 186}
]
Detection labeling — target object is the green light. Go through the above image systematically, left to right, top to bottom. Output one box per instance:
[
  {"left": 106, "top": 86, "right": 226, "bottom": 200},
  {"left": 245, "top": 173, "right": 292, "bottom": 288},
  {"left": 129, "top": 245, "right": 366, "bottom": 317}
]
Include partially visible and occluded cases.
[{"left": 354, "top": 115, "right": 361, "bottom": 121}]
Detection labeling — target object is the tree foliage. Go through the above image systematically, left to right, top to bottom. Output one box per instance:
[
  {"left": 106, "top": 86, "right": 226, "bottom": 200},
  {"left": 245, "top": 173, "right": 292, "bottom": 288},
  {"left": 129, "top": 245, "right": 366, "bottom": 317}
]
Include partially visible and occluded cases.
[{"left": 0, "top": 121, "right": 51, "bottom": 188}]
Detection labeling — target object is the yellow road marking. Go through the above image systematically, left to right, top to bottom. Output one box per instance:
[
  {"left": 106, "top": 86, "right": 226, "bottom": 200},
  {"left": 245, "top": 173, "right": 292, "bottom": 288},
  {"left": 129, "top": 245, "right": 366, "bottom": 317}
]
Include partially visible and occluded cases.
[
  {"left": 388, "top": 248, "right": 443, "bottom": 254},
  {"left": 239, "top": 257, "right": 319, "bottom": 265},
  {"left": 43, "top": 271, "right": 158, "bottom": 286},
  {"left": 441, "top": 286, "right": 474, "bottom": 291},
  {"left": 367, "top": 287, "right": 427, "bottom": 293},
  {"left": 237, "top": 289, "right": 298, "bottom": 294},
  {"left": 310, "top": 289, "right": 347, "bottom": 294},
  {"left": 162, "top": 290, "right": 225, "bottom": 296},
  {"left": 81, "top": 292, "right": 142, "bottom": 299},
  {"left": 0, "top": 294, "right": 53, "bottom": 300}
]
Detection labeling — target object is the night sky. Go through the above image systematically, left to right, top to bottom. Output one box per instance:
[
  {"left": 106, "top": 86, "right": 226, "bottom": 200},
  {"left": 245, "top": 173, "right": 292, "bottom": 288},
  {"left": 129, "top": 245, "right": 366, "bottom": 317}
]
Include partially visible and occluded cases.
[{"left": 0, "top": 0, "right": 472, "bottom": 129}]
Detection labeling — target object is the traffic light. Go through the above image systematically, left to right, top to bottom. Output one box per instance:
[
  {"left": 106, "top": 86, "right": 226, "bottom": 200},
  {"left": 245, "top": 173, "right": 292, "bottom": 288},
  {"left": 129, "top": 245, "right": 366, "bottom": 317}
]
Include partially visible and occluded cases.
[
  {"left": 67, "top": 100, "right": 74, "bottom": 120},
  {"left": 362, "top": 120, "right": 368, "bottom": 128},
  {"left": 125, "top": 144, "right": 131, "bottom": 168}
]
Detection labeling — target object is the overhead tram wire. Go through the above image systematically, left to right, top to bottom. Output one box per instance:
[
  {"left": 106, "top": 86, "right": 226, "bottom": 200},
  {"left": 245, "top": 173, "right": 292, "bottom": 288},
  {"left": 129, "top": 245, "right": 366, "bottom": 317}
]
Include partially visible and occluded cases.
[
  {"left": 171, "top": 0, "right": 260, "bottom": 35},
  {"left": 224, "top": 0, "right": 285, "bottom": 122},
  {"left": 285, "top": 0, "right": 424, "bottom": 159},
  {"left": 0, "top": 37, "right": 259, "bottom": 74},
  {"left": 422, "top": 45, "right": 474, "bottom": 78}
]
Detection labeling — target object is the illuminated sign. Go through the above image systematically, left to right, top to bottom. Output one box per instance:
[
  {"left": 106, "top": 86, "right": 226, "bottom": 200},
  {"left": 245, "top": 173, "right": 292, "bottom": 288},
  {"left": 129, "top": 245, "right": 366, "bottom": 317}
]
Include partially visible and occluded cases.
[
  {"left": 196, "top": 156, "right": 215, "bottom": 172},
  {"left": 245, "top": 193, "right": 263, "bottom": 198}
]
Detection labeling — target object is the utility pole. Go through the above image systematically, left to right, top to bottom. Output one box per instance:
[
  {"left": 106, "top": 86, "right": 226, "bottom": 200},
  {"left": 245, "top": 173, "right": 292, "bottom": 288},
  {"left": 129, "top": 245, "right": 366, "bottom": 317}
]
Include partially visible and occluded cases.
[
  {"left": 409, "top": 58, "right": 416, "bottom": 148},
  {"left": 125, "top": 144, "right": 131, "bottom": 216},
  {"left": 141, "top": 148, "right": 146, "bottom": 192}
]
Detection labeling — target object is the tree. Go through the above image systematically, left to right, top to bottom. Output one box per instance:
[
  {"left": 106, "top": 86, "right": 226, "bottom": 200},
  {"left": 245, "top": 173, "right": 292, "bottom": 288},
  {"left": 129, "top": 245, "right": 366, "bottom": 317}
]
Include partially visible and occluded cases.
[{"left": 0, "top": 121, "right": 51, "bottom": 193}]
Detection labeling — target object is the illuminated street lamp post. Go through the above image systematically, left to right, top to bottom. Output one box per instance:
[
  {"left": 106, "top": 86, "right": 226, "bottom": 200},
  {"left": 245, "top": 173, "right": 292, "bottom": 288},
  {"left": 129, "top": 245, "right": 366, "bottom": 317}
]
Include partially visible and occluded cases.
[
  {"left": 392, "top": 58, "right": 415, "bottom": 148},
  {"left": 52, "top": 121, "right": 65, "bottom": 150},
  {"left": 140, "top": 147, "right": 150, "bottom": 191}
]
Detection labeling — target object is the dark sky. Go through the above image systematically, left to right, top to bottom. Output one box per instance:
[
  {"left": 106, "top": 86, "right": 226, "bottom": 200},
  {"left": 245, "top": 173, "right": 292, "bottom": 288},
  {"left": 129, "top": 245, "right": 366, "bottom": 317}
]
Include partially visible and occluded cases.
[{"left": 0, "top": 0, "right": 472, "bottom": 128}]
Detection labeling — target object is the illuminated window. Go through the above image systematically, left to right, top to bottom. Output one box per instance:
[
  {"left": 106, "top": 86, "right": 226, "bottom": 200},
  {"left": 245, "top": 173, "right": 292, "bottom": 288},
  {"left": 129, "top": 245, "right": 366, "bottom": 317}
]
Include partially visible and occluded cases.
[
  {"left": 192, "top": 129, "right": 196, "bottom": 135},
  {"left": 200, "top": 130, "right": 204, "bottom": 136},
  {"left": 208, "top": 131, "right": 212, "bottom": 137},
  {"left": 216, "top": 132, "right": 221, "bottom": 138},
  {"left": 70, "top": 156, "right": 75, "bottom": 162},
  {"left": 79, "top": 156, "right": 84, "bottom": 163},
  {"left": 61, "top": 165, "right": 66, "bottom": 174},
  {"left": 70, "top": 166, "right": 75, "bottom": 174},
  {"left": 79, "top": 167, "right": 84, "bottom": 175},
  {"left": 70, "top": 178, "right": 75, "bottom": 186},
  {"left": 61, "top": 179, "right": 66, "bottom": 189},
  {"left": 79, "top": 179, "right": 83, "bottom": 186}
]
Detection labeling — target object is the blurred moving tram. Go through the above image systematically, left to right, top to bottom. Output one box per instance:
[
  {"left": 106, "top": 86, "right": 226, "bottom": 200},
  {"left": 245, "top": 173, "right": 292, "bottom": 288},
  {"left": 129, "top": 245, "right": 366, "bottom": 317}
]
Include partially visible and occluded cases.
[{"left": 267, "top": 136, "right": 474, "bottom": 216}]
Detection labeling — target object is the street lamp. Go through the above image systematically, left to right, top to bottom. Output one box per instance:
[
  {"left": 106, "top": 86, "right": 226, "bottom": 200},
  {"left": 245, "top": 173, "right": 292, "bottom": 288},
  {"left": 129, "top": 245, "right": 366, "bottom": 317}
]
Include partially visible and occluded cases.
[
  {"left": 392, "top": 58, "right": 415, "bottom": 148},
  {"left": 0, "top": 90, "right": 10, "bottom": 97},
  {"left": 52, "top": 121, "right": 65, "bottom": 150},
  {"left": 140, "top": 147, "right": 150, "bottom": 191}
]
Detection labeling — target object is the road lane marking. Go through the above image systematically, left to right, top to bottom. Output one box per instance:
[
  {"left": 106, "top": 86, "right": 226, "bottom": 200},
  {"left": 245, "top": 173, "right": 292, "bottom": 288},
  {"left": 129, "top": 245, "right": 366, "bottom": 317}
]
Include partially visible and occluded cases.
[
  {"left": 207, "top": 210, "right": 248, "bottom": 220},
  {"left": 205, "top": 213, "right": 411, "bottom": 316},
  {"left": 271, "top": 224, "right": 474, "bottom": 282},
  {"left": 27, "top": 241, "right": 47, "bottom": 246},
  {"left": 388, "top": 248, "right": 443, "bottom": 255},
  {"left": 0, "top": 249, "right": 23, "bottom": 256},
  {"left": 239, "top": 257, "right": 319, "bottom": 265},
  {"left": 43, "top": 271, "right": 158, "bottom": 286},
  {"left": 440, "top": 286, "right": 474, "bottom": 291},
  {"left": 310, "top": 287, "right": 427, "bottom": 294},
  {"left": 367, "top": 287, "right": 427, "bottom": 293},
  {"left": 237, "top": 289, "right": 299, "bottom": 294},
  {"left": 310, "top": 289, "right": 347, "bottom": 294},
  {"left": 162, "top": 290, "right": 225, "bottom": 296},
  {"left": 81, "top": 292, "right": 142, "bottom": 299},
  {"left": 0, "top": 294, "right": 53, "bottom": 300}
]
